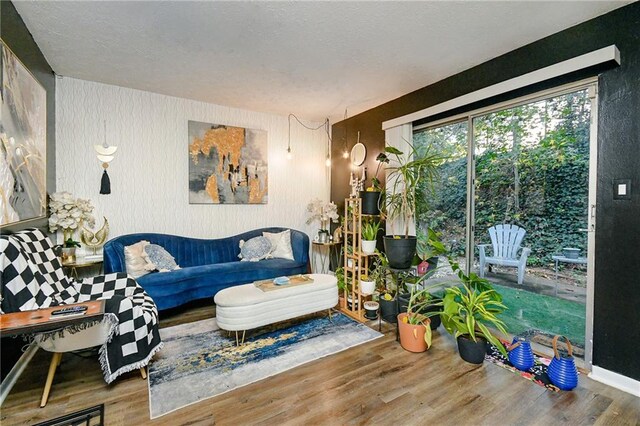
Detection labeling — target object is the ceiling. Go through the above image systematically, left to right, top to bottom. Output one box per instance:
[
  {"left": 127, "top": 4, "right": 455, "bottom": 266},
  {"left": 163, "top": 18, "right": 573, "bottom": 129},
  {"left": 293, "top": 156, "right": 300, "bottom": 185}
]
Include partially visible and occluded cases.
[{"left": 14, "top": 1, "right": 631, "bottom": 122}]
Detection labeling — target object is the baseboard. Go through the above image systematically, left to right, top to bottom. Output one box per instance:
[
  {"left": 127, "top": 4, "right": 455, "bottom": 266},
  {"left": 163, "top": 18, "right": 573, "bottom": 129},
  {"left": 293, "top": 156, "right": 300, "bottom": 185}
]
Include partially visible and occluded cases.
[{"left": 589, "top": 366, "right": 640, "bottom": 397}]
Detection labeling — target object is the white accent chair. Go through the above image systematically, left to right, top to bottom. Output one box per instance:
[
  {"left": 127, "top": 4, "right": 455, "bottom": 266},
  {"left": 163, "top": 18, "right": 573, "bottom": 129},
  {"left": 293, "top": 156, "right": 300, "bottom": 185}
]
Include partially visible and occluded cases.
[{"left": 478, "top": 224, "right": 531, "bottom": 285}]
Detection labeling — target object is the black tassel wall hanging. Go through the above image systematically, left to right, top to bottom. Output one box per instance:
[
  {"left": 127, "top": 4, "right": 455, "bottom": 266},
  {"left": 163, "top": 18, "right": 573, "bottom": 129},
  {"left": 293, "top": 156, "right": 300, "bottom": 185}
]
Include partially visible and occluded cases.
[
  {"left": 94, "top": 121, "right": 117, "bottom": 195},
  {"left": 100, "top": 167, "right": 111, "bottom": 194}
]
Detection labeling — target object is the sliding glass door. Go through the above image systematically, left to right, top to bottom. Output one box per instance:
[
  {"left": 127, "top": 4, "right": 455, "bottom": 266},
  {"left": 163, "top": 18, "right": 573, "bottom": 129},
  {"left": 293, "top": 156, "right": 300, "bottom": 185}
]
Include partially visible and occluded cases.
[{"left": 413, "top": 82, "right": 596, "bottom": 364}]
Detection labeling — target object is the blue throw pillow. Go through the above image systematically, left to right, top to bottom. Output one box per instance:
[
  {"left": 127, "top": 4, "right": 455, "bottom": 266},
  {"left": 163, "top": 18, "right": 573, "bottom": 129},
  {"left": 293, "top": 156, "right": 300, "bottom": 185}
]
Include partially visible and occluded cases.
[
  {"left": 238, "top": 236, "right": 272, "bottom": 262},
  {"left": 144, "top": 244, "right": 180, "bottom": 272}
]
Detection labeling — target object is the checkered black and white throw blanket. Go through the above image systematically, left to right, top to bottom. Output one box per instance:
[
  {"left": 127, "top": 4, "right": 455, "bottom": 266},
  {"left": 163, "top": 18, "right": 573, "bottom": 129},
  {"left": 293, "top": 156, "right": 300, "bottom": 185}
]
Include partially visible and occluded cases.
[{"left": 0, "top": 228, "right": 163, "bottom": 384}]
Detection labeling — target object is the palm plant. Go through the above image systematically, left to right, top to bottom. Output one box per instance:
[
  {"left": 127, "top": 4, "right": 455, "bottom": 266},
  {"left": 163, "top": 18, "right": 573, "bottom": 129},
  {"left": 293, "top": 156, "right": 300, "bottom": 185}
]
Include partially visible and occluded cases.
[{"left": 384, "top": 143, "right": 443, "bottom": 238}]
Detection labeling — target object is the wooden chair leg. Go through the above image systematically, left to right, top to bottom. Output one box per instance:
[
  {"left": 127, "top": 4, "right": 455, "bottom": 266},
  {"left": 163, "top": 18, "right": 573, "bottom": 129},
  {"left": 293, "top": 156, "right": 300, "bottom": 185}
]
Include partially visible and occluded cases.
[
  {"left": 41, "top": 352, "right": 62, "bottom": 407},
  {"left": 140, "top": 367, "right": 147, "bottom": 380}
]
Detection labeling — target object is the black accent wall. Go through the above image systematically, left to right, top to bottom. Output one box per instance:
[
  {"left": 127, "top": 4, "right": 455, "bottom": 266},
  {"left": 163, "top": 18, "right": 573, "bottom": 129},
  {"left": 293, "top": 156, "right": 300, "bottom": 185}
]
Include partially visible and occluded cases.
[
  {"left": 1, "top": 0, "right": 56, "bottom": 379},
  {"left": 1, "top": 0, "right": 56, "bottom": 233},
  {"left": 332, "top": 3, "right": 640, "bottom": 381}
]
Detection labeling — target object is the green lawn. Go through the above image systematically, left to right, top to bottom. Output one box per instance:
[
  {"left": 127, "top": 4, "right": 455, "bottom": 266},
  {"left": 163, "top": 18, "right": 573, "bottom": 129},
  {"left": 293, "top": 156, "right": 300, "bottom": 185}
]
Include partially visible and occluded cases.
[{"left": 494, "top": 284, "right": 585, "bottom": 347}]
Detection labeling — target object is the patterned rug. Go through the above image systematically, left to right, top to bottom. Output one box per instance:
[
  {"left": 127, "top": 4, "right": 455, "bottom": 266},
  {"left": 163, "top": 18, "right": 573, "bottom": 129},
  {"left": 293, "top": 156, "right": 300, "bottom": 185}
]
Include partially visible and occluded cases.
[
  {"left": 148, "top": 312, "right": 383, "bottom": 419},
  {"left": 485, "top": 341, "right": 568, "bottom": 392}
]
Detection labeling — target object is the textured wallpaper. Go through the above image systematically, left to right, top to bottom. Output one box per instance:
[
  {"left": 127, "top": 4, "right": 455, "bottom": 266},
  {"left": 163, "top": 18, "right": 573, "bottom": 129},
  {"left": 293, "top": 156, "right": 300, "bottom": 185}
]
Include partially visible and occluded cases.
[{"left": 56, "top": 77, "right": 331, "bottom": 251}]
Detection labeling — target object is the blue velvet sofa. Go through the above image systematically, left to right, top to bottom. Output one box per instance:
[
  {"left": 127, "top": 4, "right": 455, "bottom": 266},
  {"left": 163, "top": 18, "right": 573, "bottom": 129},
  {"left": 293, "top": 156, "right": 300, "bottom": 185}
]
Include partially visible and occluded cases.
[{"left": 103, "top": 227, "right": 309, "bottom": 310}]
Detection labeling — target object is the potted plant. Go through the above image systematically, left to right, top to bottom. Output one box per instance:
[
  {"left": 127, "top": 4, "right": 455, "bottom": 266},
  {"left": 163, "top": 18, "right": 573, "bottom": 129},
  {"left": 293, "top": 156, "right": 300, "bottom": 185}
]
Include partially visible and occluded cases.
[
  {"left": 383, "top": 143, "right": 442, "bottom": 269},
  {"left": 360, "top": 152, "right": 389, "bottom": 215},
  {"left": 48, "top": 191, "right": 95, "bottom": 264},
  {"left": 306, "top": 198, "right": 339, "bottom": 242},
  {"left": 361, "top": 219, "right": 381, "bottom": 254},
  {"left": 415, "top": 228, "right": 446, "bottom": 276},
  {"left": 370, "top": 252, "right": 397, "bottom": 323},
  {"left": 439, "top": 260, "right": 509, "bottom": 364},
  {"left": 359, "top": 274, "right": 376, "bottom": 295},
  {"left": 397, "top": 285, "right": 436, "bottom": 353}
]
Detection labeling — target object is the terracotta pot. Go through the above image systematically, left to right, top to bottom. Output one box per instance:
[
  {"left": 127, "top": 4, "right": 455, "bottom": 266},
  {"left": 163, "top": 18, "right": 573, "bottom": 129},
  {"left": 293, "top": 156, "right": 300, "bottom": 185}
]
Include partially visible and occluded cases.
[{"left": 397, "top": 312, "right": 430, "bottom": 353}]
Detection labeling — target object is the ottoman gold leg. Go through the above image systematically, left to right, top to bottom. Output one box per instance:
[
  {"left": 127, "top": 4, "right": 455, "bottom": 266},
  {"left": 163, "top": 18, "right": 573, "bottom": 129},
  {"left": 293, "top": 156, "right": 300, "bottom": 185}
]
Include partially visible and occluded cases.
[{"left": 234, "top": 330, "right": 246, "bottom": 346}]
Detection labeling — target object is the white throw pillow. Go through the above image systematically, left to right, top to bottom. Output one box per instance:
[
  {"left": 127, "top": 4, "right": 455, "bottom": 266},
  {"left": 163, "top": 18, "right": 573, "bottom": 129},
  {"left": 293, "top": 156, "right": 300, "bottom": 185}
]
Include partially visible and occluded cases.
[
  {"left": 263, "top": 230, "right": 294, "bottom": 260},
  {"left": 124, "top": 240, "right": 155, "bottom": 278}
]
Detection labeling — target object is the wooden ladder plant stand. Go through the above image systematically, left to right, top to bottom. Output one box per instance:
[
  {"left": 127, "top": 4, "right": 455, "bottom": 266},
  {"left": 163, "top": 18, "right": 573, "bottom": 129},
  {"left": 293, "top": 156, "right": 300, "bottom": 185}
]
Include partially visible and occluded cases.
[{"left": 340, "top": 197, "right": 376, "bottom": 322}]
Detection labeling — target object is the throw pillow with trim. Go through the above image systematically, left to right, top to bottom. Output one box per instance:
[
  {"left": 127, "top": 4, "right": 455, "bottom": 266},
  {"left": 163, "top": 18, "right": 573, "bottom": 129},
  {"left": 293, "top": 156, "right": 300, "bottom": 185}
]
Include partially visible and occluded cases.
[
  {"left": 263, "top": 229, "right": 294, "bottom": 260},
  {"left": 238, "top": 236, "right": 272, "bottom": 262},
  {"left": 124, "top": 240, "right": 155, "bottom": 278}
]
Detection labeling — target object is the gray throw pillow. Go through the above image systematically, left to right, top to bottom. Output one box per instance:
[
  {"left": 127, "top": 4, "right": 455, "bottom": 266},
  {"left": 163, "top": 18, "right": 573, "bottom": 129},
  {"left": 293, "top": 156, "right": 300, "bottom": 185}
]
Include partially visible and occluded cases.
[
  {"left": 238, "top": 236, "right": 272, "bottom": 262},
  {"left": 144, "top": 244, "right": 180, "bottom": 272}
]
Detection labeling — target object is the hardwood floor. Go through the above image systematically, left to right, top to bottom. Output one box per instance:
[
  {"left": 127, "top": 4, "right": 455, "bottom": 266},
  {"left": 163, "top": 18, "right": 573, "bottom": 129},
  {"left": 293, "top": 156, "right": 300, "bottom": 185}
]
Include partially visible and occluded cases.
[{"left": 2, "top": 303, "right": 639, "bottom": 425}]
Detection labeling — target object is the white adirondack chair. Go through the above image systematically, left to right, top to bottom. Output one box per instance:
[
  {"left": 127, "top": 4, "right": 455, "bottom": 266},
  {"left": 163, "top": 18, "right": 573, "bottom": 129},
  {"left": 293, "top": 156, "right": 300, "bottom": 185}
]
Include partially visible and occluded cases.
[{"left": 478, "top": 224, "right": 531, "bottom": 285}]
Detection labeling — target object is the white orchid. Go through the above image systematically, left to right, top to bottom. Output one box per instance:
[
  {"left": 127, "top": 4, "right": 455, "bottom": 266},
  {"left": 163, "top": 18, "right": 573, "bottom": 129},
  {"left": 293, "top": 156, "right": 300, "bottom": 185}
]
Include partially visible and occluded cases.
[
  {"left": 48, "top": 192, "right": 96, "bottom": 237},
  {"left": 306, "top": 198, "right": 339, "bottom": 229}
]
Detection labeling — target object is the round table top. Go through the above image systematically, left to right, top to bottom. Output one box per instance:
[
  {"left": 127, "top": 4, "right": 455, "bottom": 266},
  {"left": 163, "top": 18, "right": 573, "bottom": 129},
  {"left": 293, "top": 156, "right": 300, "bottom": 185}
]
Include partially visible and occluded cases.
[
  {"left": 312, "top": 240, "right": 342, "bottom": 246},
  {"left": 552, "top": 255, "right": 587, "bottom": 264}
]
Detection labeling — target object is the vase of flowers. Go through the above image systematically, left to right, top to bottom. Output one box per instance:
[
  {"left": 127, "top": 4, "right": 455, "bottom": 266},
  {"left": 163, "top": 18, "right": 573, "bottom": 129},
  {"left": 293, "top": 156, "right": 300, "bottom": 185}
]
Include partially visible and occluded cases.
[
  {"left": 48, "top": 192, "right": 95, "bottom": 263},
  {"left": 306, "top": 198, "right": 339, "bottom": 241}
]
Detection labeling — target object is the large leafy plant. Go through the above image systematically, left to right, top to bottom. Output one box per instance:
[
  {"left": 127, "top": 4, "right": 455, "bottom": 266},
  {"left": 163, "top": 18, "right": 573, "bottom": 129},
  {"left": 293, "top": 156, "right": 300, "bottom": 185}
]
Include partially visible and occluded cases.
[
  {"left": 384, "top": 143, "right": 443, "bottom": 238},
  {"left": 440, "top": 279, "right": 508, "bottom": 356}
]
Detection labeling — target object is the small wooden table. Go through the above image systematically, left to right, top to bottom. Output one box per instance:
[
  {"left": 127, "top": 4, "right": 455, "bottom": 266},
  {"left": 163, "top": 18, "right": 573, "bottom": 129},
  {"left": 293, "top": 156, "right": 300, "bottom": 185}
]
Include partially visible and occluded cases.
[
  {"left": 0, "top": 300, "right": 106, "bottom": 406},
  {"left": 0, "top": 300, "right": 106, "bottom": 337}
]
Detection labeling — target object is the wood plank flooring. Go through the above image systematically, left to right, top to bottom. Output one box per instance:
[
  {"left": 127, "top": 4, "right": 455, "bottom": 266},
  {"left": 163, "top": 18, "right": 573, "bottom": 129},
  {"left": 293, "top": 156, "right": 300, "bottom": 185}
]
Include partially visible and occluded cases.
[{"left": 1, "top": 302, "right": 638, "bottom": 425}]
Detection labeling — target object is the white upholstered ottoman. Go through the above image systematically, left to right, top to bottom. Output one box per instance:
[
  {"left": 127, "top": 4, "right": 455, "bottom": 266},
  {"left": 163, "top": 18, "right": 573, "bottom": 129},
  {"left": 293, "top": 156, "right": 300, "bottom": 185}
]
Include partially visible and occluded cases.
[{"left": 214, "top": 273, "right": 338, "bottom": 340}]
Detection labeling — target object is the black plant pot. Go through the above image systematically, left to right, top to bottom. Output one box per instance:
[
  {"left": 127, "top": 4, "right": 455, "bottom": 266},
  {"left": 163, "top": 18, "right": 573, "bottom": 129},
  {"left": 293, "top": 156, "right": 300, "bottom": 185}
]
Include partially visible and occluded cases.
[
  {"left": 359, "top": 191, "right": 381, "bottom": 216},
  {"left": 383, "top": 236, "right": 417, "bottom": 270},
  {"left": 397, "top": 292, "right": 410, "bottom": 314},
  {"left": 379, "top": 298, "right": 398, "bottom": 323},
  {"left": 424, "top": 300, "right": 442, "bottom": 330},
  {"left": 457, "top": 335, "right": 487, "bottom": 364}
]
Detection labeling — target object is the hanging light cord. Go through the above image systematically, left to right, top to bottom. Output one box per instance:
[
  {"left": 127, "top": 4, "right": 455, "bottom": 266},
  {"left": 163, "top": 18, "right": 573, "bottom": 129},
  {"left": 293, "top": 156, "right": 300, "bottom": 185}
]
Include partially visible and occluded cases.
[{"left": 288, "top": 113, "right": 332, "bottom": 152}]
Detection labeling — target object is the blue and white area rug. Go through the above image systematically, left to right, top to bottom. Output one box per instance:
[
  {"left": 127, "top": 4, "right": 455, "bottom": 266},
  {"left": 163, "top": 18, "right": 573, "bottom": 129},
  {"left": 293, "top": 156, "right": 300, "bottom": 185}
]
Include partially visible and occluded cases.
[{"left": 148, "top": 313, "right": 383, "bottom": 419}]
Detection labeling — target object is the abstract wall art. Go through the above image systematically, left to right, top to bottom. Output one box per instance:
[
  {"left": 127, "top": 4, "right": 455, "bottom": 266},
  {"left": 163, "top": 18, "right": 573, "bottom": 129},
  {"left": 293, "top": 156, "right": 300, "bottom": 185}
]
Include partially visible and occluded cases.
[
  {"left": 0, "top": 41, "right": 47, "bottom": 227},
  {"left": 188, "top": 121, "right": 268, "bottom": 204}
]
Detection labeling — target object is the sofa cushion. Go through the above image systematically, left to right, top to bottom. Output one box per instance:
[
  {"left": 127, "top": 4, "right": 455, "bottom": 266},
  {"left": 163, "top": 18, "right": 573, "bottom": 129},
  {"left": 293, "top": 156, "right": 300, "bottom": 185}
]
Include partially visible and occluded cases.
[
  {"left": 263, "top": 230, "right": 294, "bottom": 260},
  {"left": 238, "top": 236, "right": 272, "bottom": 262},
  {"left": 124, "top": 241, "right": 154, "bottom": 278},
  {"left": 145, "top": 244, "right": 181, "bottom": 272}
]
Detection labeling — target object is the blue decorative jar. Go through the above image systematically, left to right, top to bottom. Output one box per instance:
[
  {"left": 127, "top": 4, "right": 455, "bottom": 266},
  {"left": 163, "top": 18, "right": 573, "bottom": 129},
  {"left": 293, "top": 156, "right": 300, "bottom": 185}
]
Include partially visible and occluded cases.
[
  {"left": 547, "top": 335, "right": 578, "bottom": 391},
  {"left": 507, "top": 336, "right": 535, "bottom": 371}
]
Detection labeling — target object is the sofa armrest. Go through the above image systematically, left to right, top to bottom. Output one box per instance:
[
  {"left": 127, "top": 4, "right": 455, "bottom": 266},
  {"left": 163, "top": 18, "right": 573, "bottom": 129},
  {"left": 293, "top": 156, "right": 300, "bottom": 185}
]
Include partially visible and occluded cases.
[{"left": 103, "top": 241, "right": 126, "bottom": 274}]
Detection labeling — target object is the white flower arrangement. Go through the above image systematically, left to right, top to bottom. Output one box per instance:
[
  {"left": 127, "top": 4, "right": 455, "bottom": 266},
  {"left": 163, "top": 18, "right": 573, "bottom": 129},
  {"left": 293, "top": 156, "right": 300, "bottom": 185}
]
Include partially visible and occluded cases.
[
  {"left": 48, "top": 191, "right": 95, "bottom": 245},
  {"left": 306, "top": 198, "right": 339, "bottom": 231}
]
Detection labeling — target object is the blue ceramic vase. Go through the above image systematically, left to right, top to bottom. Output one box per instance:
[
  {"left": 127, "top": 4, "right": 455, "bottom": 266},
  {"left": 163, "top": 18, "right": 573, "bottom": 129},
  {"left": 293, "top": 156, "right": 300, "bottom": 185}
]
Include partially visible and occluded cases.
[
  {"left": 547, "top": 335, "right": 578, "bottom": 391},
  {"left": 507, "top": 336, "right": 535, "bottom": 371}
]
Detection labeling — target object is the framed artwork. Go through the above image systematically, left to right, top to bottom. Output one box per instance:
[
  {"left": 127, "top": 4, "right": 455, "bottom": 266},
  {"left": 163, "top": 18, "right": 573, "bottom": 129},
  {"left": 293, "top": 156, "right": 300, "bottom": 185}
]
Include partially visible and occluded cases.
[
  {"left": 0, "top": 40, "right": 47, "bottom": 227},
  {"left": 188, "top": 121, "right": 268, "bottom": 204}
]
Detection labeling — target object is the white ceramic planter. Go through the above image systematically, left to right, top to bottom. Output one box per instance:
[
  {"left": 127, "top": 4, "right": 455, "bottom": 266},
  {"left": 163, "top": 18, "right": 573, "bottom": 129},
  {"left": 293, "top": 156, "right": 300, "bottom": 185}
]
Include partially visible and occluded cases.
[
  {"left": 361, "top": 240, "right": 377, "bottom": 255},
  {"left": 360, "top": 279, "right": 376, "bottom": 295}
]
